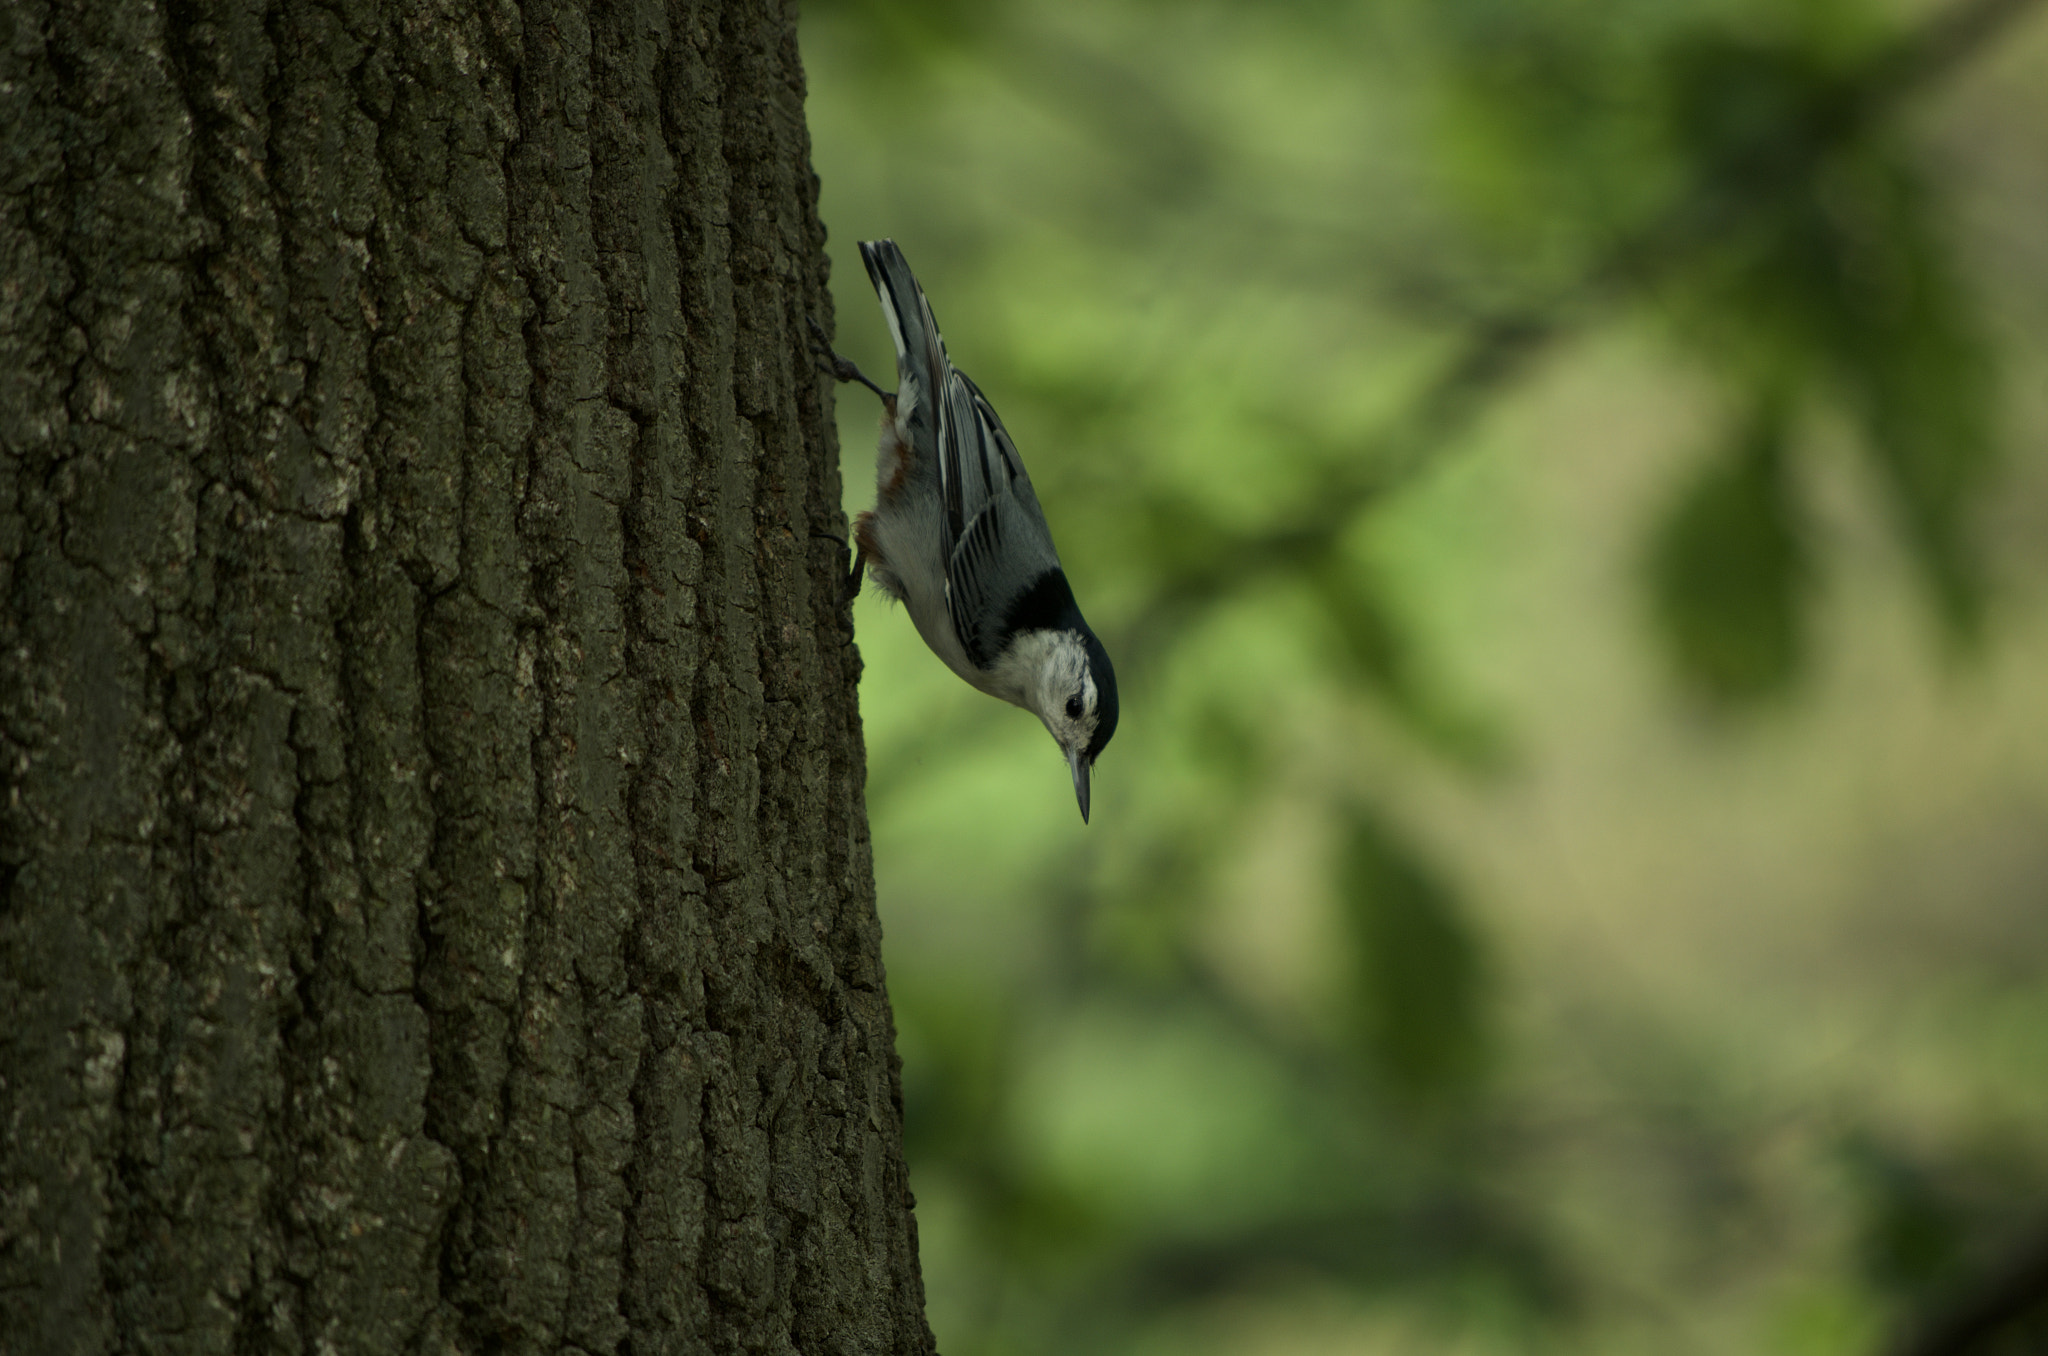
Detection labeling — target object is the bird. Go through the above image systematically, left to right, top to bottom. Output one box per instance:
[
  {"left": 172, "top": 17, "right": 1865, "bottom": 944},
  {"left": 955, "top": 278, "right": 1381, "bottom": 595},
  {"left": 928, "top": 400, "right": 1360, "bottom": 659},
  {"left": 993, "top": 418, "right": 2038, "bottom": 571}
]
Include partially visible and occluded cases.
[{"left": 816, "top": 239, "right": 1118, "bottom": 823}]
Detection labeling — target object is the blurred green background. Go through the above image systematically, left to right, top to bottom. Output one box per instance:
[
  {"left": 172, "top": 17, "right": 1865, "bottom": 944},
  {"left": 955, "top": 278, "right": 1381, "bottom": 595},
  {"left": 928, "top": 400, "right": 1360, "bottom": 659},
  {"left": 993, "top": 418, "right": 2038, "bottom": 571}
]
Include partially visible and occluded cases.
[{"left": 800, "top": 0, "right": 2048, "bottom": 1351}]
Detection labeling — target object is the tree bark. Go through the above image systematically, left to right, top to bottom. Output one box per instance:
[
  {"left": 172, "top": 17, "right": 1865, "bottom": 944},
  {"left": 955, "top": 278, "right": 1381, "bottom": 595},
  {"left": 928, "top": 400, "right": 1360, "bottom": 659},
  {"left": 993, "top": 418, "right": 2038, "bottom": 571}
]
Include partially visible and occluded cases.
[{"left": 0, "top": 2, "right": 931, "bottom": 1353}]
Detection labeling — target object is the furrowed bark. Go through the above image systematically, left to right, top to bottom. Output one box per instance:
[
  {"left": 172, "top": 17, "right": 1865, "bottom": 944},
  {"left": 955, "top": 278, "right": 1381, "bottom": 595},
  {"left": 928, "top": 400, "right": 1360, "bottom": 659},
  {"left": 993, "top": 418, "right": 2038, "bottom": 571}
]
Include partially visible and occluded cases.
[{"left": 0, "top": 2, "right": 932, "bottom": 1352}]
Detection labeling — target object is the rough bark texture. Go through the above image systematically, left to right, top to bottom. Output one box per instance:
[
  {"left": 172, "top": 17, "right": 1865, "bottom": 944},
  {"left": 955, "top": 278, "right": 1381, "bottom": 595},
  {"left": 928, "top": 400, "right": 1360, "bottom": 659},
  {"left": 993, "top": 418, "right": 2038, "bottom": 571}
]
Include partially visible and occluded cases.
[{"left": 0, "top": 1, "right": 933, "bottom": 1353}]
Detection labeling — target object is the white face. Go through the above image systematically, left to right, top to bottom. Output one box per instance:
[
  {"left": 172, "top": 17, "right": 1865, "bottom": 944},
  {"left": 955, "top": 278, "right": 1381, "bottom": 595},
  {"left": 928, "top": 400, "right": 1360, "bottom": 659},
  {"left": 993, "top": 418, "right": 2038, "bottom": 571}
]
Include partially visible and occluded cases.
[
  {"left": 985, "top": 627, "right": 1106, "bottom": 821},
  {"left": 984, "top": 628, "right": 1102, "bottom": 755},
  {"left": 1032, "top": 632, "right": 1102, "bottom": 757}
]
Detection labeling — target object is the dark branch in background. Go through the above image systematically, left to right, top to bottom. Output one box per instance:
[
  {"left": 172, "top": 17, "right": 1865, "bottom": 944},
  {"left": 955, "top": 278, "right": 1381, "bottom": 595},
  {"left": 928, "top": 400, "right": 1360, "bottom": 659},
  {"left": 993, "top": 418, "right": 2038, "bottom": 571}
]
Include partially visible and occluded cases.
[
  {"left": 1124, "top": 0, "right": 2046, "bottom": 655},
  {"left": 1885, "top": 1224, "right": 2048, "bottom": 1356}
]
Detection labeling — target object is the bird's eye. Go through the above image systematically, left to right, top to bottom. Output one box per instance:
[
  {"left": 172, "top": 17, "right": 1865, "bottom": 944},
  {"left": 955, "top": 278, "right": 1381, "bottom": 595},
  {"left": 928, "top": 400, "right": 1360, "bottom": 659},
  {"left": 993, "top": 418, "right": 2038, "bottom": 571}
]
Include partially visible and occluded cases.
[{"left": 1064, "top": 694, "right": 1084, "bottom": 721}]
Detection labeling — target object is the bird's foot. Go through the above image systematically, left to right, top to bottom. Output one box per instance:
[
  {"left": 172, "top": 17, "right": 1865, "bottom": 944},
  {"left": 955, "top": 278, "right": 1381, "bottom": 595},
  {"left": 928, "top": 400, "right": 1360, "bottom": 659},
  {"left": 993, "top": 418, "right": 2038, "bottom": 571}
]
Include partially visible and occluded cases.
[{"left": 808, "top": 317, "right": 891, "bottom": 401}]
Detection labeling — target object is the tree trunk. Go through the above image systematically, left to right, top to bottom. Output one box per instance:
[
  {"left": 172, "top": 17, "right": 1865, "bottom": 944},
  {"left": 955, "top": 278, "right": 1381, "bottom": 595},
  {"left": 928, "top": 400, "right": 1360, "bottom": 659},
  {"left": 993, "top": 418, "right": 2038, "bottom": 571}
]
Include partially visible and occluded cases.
[{"left": 0, "top": 2, "right": 932, "bottom": 1353}]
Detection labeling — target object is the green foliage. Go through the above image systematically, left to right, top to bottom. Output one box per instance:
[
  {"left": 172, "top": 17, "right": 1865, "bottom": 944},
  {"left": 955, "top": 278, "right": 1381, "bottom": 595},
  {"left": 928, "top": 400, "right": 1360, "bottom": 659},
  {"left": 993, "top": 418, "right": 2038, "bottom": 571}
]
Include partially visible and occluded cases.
[
  {"left": 805, "top": 0, "right": 2040, "bottom": 1350},
  {"left": 1659, "top": 27, "right": 1999, "bottom": 660},
  {"left": 1660, "top": 28, "right": 1864, "bottom": 185},
  {"left": 1820, "top": 151, "right": 1998, "bottom": 637},
  {"left": 1648, "top": 396, "right": 1809, "bottom": 702},
  {"left": 1337, "top": 809, "right": 1491, "bottom": 1102},
  {"left": 1837, "top": 1129, "right": 2048, "bottom": 1318},
  {"left": 1841, "top": 1135, "right": 1972, "bottom": 1300}
]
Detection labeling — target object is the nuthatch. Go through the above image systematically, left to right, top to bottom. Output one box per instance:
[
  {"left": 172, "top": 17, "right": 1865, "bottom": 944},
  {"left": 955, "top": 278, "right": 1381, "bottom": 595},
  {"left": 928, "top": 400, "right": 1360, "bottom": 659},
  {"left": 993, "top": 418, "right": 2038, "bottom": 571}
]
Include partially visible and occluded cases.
[{"left": 820, "top": 240, "right": 1118, "bottom": 822}]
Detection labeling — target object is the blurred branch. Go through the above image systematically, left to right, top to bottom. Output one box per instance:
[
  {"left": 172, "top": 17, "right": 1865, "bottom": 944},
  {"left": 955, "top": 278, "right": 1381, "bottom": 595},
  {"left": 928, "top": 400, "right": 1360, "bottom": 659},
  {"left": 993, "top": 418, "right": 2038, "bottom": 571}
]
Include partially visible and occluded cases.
[
  {"left": 1127, "top": 0, "right": 2045, "bottom": 652},
  {"left": 1097, "top": 1193, "right": 1569, "bottom": 1316},
  {"left": 1884, "top": 1222, "right": 2048, "bottom": 1356}
]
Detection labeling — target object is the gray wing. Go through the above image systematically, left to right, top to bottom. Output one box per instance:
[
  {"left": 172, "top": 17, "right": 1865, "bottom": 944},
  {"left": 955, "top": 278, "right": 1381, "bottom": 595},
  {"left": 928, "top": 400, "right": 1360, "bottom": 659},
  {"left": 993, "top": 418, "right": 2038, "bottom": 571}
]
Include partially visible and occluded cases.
[
  {"left": 861, "top": 239, "right": 1063, "bottom": 667},
  {"left": 939, "top": 371, "right": 1062, "bottom": 669}
]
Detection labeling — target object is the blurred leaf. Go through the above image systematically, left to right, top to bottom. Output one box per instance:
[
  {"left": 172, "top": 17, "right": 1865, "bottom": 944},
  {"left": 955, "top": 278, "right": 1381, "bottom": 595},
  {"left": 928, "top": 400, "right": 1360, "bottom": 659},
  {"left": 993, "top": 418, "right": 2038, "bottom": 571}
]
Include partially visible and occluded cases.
[
  {"left": 1423, "top": 0, "right": 1670, "bottom": 263},
  {"left": 1664, "top": 28, "right": 1999, "bottom": 644},
  {"left": 1662, "top": 30, "right": 1861, "bottom": 189},
  {"left": 1746, "top": 149, "right": 1995, "bottom": 638},
  {"left": 1823, "top": 150, "right": 1998, "bottom": 639},
  {"left": 1646, "top": 395, "right": 1809, "bottom": 704},
  {"left": 1313, "top": 558, "right": 1412, "bottom": 700},
  {"left": 1312, "top": 559, "right": 1508, "bottom": 768},
  {"left": 1336, "top": 809, "right": 1490, "bottom": 1103},
  {"left": 1838, "top": 1130, "right": 2048, "bottom": 1336},
  {"left": 1841, "top": 1135, "right": 1973, "bottom": 1301}
]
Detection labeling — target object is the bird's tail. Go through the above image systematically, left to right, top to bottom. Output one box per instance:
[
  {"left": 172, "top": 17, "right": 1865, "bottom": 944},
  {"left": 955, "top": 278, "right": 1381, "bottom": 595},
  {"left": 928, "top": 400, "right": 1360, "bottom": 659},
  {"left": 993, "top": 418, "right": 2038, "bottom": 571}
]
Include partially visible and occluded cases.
[{"left": 859, "top": 239, "right": 949, "bottom": 428}]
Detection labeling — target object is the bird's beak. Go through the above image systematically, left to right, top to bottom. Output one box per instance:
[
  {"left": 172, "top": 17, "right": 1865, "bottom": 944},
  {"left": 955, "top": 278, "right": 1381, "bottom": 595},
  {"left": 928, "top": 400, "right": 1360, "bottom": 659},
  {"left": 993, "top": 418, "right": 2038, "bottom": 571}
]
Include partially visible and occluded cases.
[{"left": 1068, "top": 747, "right": 1091, "bottom": 824}]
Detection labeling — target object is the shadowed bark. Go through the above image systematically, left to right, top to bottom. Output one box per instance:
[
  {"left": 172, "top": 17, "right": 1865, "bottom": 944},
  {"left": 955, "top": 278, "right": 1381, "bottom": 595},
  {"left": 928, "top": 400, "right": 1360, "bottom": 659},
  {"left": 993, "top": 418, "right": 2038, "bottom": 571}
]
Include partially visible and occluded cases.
[{"left": 0, "top": 1, "right": 932, "bottom": 1353}]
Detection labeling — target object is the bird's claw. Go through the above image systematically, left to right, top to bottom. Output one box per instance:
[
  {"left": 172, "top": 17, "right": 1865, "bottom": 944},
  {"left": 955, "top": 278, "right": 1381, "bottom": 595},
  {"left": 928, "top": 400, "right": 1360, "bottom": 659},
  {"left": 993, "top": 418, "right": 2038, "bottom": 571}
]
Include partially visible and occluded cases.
[{"left": 808, "top": 316, "right": 891, "bottom": 400}]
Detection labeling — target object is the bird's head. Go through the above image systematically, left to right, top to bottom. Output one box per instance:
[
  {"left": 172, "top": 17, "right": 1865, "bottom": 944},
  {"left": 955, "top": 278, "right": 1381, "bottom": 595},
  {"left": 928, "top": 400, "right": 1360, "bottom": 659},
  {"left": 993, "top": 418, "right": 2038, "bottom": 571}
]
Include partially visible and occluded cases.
[{"left": 1022, "top": 626, "right": 1118, "bottom": 823}]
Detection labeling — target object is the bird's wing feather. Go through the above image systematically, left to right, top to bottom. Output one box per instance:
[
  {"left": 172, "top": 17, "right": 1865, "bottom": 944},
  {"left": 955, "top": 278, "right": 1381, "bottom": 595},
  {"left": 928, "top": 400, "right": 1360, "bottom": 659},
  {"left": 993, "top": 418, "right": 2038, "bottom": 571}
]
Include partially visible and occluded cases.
[
  {"left": 859, "top": 240, "right": 949, "bottom": 462},
  {"left": 862, "top": 240, "right": 1063, "bottom": 668},
  {"left": 942, "top": 376, "right": 1062, "bottom": 667}
]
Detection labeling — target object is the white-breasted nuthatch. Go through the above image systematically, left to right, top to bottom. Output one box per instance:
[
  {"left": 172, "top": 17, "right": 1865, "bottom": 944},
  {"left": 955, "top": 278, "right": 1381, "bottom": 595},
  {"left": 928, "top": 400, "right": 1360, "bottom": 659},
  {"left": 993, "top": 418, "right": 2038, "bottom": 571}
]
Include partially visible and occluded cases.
[{"left": 819, "top": 239, "right": 1118, "bottom": 822}]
